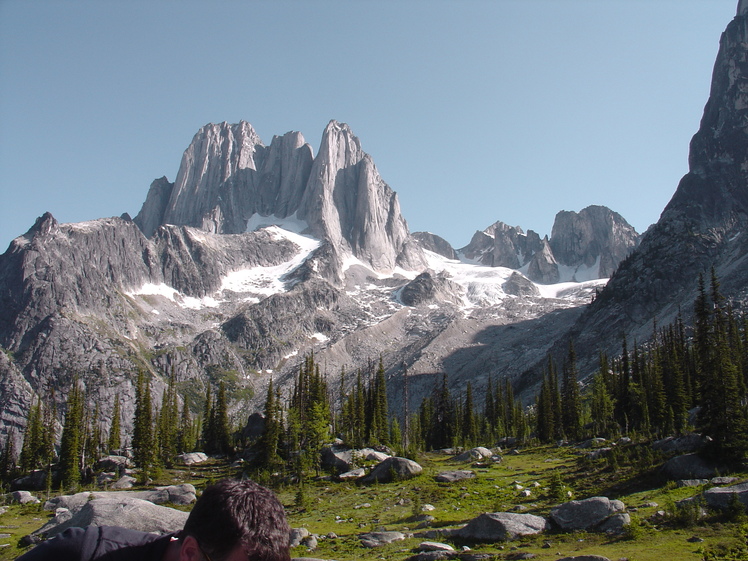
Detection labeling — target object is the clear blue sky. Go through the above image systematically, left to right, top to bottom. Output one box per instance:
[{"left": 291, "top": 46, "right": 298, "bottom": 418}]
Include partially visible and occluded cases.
[{"left": 0, "top": 0, "right": 739, "bottom": 252}]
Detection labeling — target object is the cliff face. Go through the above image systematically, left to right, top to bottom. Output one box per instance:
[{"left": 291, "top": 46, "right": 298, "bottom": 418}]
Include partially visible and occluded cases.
[
  {"left": 532, "top": 8, "right": 748, "bottom": 381},
  {"left": 135, "top": 120, "right": 424, "bottom": 275},
  {"left": 459, "top": 206, "right": 639, "bottom": 284}
]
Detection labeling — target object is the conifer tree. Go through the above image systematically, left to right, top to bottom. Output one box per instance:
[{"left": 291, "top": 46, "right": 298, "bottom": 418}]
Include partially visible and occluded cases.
[
  {"left": 561, "top": 342, "right": 582, "bottom": 441},
  {"left": 132, "top": 370, "right": 157, "bottom": 480},
  {"left": 258, "top": 379, "right": 283, "bottom": 470},
  {"left": 58, "top": 380, "right": 84, "bottom": 490},
  {"left": 214, "top": 381, "right": 232, "bottom": 455},
  {"left": 462, "top": 382, "right": 478, "bottom": 446},
  {"left": 177, "top": 397, "right": 194, "bottom": 454},
  {"left": 19, "top": 398, "right": 42, "bottom": 473},
  {"left": 108, "top": 398, "right": 121, "bottom": 453}
]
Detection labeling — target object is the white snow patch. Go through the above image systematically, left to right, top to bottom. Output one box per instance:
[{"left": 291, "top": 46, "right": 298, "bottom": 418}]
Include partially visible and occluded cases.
[
  {"left": 246, "top": 212, "right": 309, "bottom": 234},
  {"left": 536, "top": 278, "right": 608, "bottom": 299},
  {"left": 311, "top": 333, "right": 329, "bottom": 343},
  {"left": 283, "top": 349, "right": 299, "bottom": 360}
]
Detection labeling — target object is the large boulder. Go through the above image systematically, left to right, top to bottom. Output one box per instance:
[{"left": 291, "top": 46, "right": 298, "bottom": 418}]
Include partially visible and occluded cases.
[
  {"left": 652, "top": 434, "right": 707, "bottom": 454},
  {"left": 321, "top": 445, "right": 355, "bottom": 472},
  {"left": 452, "top": 447, "right": 493, "bottom": 463},
  {"left": 177, "top": 452, "right": 209, "bottom": 466},
  {"left": 662, "top": 454, "right": 719, "bottom": 480},
  {"left": 94, "top": 455, "right": 133, "bottom": 472},
  {"left": 360, "top": 457, "right": 422, "bottom": 484},
  {"left": 434, "top": 470, "right": 475, "bottom": 483},
  {"left": 703, "top": 482, "right": 748, "bottom": 510},
  {"left": 43, "top": 484, "right": 197, "bottom": 513},
  {"left": 33, "top": 497, "right": 189, "bottom": 538},
  {"left": 550, "top": 497, "right": 627, "bottom": 532},
  {"left": 455, "top": 512, "right": 549, "bottom": 541},
  {"left": 359, "top": 531, "right": 407, "bottom": 548},
  {"left": 557, "top": 557, "right": 612, "bottom": 561}
]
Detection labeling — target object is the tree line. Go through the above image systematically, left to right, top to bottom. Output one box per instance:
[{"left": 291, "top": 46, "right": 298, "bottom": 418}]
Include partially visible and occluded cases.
[{"left": 3, "top": 267, "right": 747, "bottom": 489}]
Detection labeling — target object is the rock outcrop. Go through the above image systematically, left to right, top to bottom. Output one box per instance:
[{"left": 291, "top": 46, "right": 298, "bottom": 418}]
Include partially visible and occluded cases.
[
  {"left": 135, "top": 120, "right": 425, "bottom": 274},
  {"left": 459, "top": 207, "right": 639, "bottom": 284}
]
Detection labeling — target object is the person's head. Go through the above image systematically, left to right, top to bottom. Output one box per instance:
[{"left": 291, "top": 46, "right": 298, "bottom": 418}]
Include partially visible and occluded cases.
[{"left": 180, "top": 478, "right": 290, "bottom": 561}]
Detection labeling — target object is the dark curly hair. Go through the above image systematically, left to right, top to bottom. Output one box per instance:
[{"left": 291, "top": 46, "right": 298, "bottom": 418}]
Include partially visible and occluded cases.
[{"left": 182, "top": 478, "right": 290, "bottom": 561}]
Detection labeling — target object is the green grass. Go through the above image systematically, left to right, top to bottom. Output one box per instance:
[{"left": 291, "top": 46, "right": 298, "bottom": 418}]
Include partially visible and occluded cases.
[{"left": 3, "top": 443, "right": 747, "bottom": 560}]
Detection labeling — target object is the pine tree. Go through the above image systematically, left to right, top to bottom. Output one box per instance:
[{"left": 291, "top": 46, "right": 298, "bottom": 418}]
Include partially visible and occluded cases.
[
  {"left": 561, "top": 342, "right": 582, "bottom": 441},
  {"left": 132, "top": 370, "right": 157, "bottom": 480},
  {"left": 158, "top": 371, "right": 179, "bottom": 466},
  {"left": 258, "top": 379, "right": 283, "bottom": 470},
  {"left": 58, "top": 380, "right": 84, "bottom": 490},
  {"left": 214, "top": 381, "right": 232, "bottom": 455},
  {"left": 462, "top": 382, "right": 478, "bottom": 446},
  {"left": 201, "top": 384, "right": 213, "bottom": 452},
  {"left": 177, "top": 397, "right": 194, "bottom": 454},
  {"left": 19, "top": 398, "right": 42, "bottom": 473},
  {"left": 108, "top": 398, "right": 121, "bottom": 453}
]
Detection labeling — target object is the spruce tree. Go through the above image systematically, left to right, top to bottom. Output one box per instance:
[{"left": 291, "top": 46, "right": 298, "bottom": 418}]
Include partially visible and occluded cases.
[
  {"left": 561, "top": 342, "right": 582, "bottom": 441},
  {"left": 132, "top": 370, "right": 156, "bottom": 480},
  {"left": 58, "top": 380, "right": 84, "bottom": 490},
  {"left": 214, "top": 381, "right": 232, "bottom": 455},
  {"left": 108, "top": 398, "right": 121, "bottom": 453}
]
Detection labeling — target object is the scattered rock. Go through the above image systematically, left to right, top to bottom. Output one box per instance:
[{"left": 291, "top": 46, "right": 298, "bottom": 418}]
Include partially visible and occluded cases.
[
  {"left": 653, "top": 434, "right": 707, "bottom": 453},
  {"left": 453, "top": 447, "right": 493, "bottom": 463},
  {"left": 176, "top": 452, "right": 208, "bottom": 466},
  {"left": 662, "top": 454, "right": 719, "bottom": 480},
  {"left": 94, "top": 455, "right": 133, "bottom": 472},
  {"left": 360, "top": 457, "right": 422, "bottom": 484},
  {"left": 338, "top": 468, "right": 366, "bottom": 481},
  {"left": 435, "top": 470, "right": 475, "bottom": 483},
  {"left": 110, "top": 475, "right": 137, "bottom": 489},
  {"left": 712, "top": 477, "right": 739, "bottom": 485},
  {"left": 677, "top": 479, "right": 709, "bottom": 487},
  {"left": 703, "top": 482, "right": 748, "bottom": 510},
  {"left": 7, "top": 491, "right": 39, "bottom": 504},
  {"left": 33, "top": 497, "right": 188, "bottom": 537},
  {"left": 550, "top": 497, "right": 627, "bottom": 532},
  {"left": 455, "top": 512, "right": 549, "bottom": 541},
  {"left": 597, "top": 512, "right": 631, "bottom": 534},
  {"left": 290, "top": 528, "right": 310, "bottom": 547},
  {"left": 359, "top": 531, "right": 407, "bottom": 548},
  {"left": 300, "top": 535, "right": 318, "bottom": 550},
  {"left": 687, "top": 536, "right": 705, "bottom": 543},
  {"left": 416, "top": 541, "right": 455, "bottom": 552},
  {"left": 556, "top": 556, "right": 611, "bottom": 561}
]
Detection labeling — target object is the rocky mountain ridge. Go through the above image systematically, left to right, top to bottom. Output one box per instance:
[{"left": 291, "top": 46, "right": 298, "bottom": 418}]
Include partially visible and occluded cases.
[
  {"left": 6, "top": 0, "right": 748, "bottom": 445},
  {"left": 0, "top": 116, "right": 632, "bottom": 444},
  {"left": 458, "top": 205, "right": 640, "bottom": 284}
]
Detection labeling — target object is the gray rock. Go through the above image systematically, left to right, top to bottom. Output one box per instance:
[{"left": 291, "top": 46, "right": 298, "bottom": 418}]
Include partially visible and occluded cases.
[
  {"left": 412, "top": 232, "right": 457, "bottom": 260},
  {"left": 653, "top": 434, "right": 707, "bottom": 454},
  {"left": 453, "top": 447, "right": 493, "bottom": 463},
  {"left": 176, "top": 452, "right": 208, "bottom": 466},
  {"left": 662, "top": 454, "right": 719, "bottom": 480},
  {"left": 94, "top": 455, "right": 133, "bottom": 472},
  {"left": 360, "top": 457, "right": 422, "bottom": 484},
  {"left": 338, "top": 468, "right": 366, "bottom": 481},
  {"left": 435, "top": 470, "right": 476, "bottom": 483},
  {"left": 110, "top": 475, "right": 136, "bottom": 489},
  {"left": 678, "top": 479, "right": 710, "bottom": 487},
  {"left": 704, "top": 482, "right": 748, "bottom": 511},
  {"left": 8, "top": 491, "right": 39, "bottom": 504},
  {"left": 43, "top": 492, "right": 91, "bottom": 512},
  {"left": 33, "top": 497, "right": 188, "bottom": 538},
  {"left": 550, "top": 497, "right": 626, "bottom": 532},
  {"left": 455, "top": 512, "right": 549, "bottom": 541},
  {"left": 596, "top": 512, "right": 630, "bottom": 534},
  {"left": 289, "top": 528, "right": 310, "bottom": 548},
  {"left": 359, "top": 531, "right": 406, "bottom": 548},
  {"left": 300, "top": 535, "right": 317, "bottom": 550},
  {"left": 416, "top": 541, "right": 455, "bottom": 552},
  {"left": 556, "top": 556, "right": 611, "bottom": 561}
]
